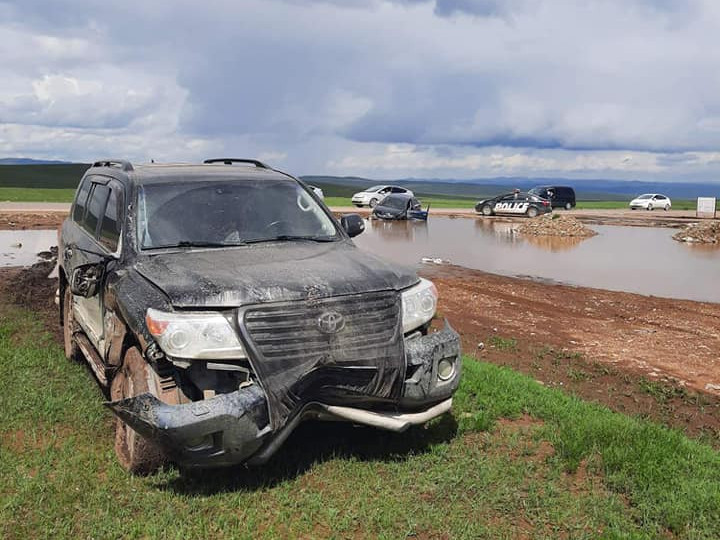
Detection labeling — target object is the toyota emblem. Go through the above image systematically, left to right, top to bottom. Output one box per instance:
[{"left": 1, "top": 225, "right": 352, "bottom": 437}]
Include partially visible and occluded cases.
[{"left": 317, "top": 311, "right": 345, "bottom": 334}]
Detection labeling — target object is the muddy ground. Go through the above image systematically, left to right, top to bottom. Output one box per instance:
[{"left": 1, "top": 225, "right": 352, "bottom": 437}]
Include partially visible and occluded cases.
[
  {"left": 1, "top": 209, "right": 719, "bottom": 446},
  {"left": 1, "top": 211, "right": 66, "bottom": 230},
  {"left": 422, "top": 264, "right": 720, "bottom": 444}
]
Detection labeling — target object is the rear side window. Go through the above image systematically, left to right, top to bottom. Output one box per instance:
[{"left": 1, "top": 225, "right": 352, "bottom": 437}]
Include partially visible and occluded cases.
[
  {"left": 72, "top": 179, "right": 92, "bottom": 222},
  {"left": 83, "top": 184, "right": 110, "bottom": 238},
  {"left": 99, "top": 186, "right": 123, "bottom": 251}
]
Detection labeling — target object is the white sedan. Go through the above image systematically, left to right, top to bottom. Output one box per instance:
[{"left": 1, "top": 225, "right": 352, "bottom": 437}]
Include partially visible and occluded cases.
[
  {"left": 351, "top": 185, "right": 414, "bottom": 208},
  {"left": 629, "top": 193, "right": 672, "bottom": 211}
]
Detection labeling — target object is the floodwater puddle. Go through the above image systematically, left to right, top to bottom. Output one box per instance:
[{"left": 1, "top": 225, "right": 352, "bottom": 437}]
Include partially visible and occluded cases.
[
  {"left": 354, "top": 217, "right": 720, "bottom": 303},
  {"left": 0, "top": 230, "right": 57, "bottom": 268}
]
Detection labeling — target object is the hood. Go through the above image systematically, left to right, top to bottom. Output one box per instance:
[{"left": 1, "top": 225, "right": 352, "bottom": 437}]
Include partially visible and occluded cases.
[
  {"left": 373, "top": 204, "right": 405, "bottom": 219},
  {"left": 134, "top": 241, "right": 418, "bottom": 308}
]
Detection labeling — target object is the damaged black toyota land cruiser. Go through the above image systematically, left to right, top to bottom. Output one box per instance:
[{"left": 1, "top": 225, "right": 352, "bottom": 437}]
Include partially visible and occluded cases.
[{"left": 58, "top": 158, "right": 461, "bottom": 473}]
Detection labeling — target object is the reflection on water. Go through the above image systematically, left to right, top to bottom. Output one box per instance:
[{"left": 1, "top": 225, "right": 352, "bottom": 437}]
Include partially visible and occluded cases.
[
  {"left": 355, "top": 217, "right": 720, "bottom": 303},
  {"left": 0, "top": 230, "right": 57, "bottom": 268},
  {"left": 522, "top": 234, "right": 586, "bottom": 252}
]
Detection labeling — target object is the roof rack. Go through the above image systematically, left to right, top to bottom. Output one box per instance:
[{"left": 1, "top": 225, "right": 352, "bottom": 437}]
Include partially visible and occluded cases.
[
  {"left": 203, "top": 158, "right": 270, "bottom": 169},
  {"left": 91, "top": 159, "right": 134, "bottom": 172}
]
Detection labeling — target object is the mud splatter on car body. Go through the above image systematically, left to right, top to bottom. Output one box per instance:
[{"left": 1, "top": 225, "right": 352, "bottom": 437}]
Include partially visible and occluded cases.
[{"left": 58, "top": 158, "right": 462, "bottom": 471}]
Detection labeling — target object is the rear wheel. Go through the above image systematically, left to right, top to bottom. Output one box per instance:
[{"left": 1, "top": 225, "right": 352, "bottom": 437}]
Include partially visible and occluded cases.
[
  {"left": 369, "top": 198, "right": 379, "bottom": 208},
  {"left": 565, "top": 202, "right": 572, "bottom": 210},
  {"left": 481, "top": 204, "right": 493, "bottom": 216},
  {"left": 647, "top": 204, "right": 653, "bottom": 211},
  {"left": 664, "top": 204, "right": 670, "bottom": 211},
  {"left": 527, "top": 206, "right": 539, "bottom": 218},
  {"left": 62, "top": 287, "right": 80, "bottom": 361},
  {"left": 111, "top": 348, "right": 166, "bottom": 475}
]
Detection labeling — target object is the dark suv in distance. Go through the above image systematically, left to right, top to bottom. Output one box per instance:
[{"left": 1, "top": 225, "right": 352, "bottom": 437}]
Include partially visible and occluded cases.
[
  {"left": 58, "top": 158, "right": 461, "bottom": 473},
  {"left": 528, "top": 185, "right": 576, "bottom": 210}
]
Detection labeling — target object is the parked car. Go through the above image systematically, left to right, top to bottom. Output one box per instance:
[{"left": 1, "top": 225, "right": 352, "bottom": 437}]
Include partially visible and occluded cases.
[
  {"left": 58, "top": 158, "right": 461, "bottom": 473},
  {"left": 307, "top": 184, "right": 324, "bottom": 200},
  {"left": 352, "top": 185, "right": 414, "bottom": 208},
  {"left": 528, "top": 185, "right": 576, "bottom": 210},
  {"left": 474, "top": 191, "right": 552, "bottom": 218},
  {"left": 629, "top": 193, "right": 671, "bottom": 211},
  {"left": 372, "top": 194, "right": 429, "bottom": 221}
]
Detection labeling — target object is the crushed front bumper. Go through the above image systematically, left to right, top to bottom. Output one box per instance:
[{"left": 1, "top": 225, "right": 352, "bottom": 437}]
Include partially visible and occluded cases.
[{"left": 105, "top": 322, "right": 462, "bottom": 468}]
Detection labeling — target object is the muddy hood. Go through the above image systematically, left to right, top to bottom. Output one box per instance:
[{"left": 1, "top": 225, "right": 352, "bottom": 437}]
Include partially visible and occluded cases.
[{"left": 134, "top": 241, "right": 418, "bottom": 308}]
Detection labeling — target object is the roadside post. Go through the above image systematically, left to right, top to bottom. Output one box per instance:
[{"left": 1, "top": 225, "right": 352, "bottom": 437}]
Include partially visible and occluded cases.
[{"left": 696, "top": 197, "right": 717, "bottom": 218}]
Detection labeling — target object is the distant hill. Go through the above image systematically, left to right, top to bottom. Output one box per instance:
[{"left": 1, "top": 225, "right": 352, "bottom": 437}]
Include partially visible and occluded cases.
[
  {"left": 0, "top": 157, "right": 72, "bottom": 165},
  {"left": 1, "top": 162, "right": 718, "bottom": 200},
  {"left": 0, "top": 163, "right": 90, "bottom": 189},
  {"left": 302, "top": 175, "right": 720, "bottom": 201}
]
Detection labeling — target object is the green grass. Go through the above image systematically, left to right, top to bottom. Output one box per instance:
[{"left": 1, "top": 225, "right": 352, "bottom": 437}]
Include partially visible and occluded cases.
[
  {"left": 0, "top": 187, "right": 76, "bottom": 202},
  {"left": 2, "top": 305, "right": 719, "bottom": 538}
]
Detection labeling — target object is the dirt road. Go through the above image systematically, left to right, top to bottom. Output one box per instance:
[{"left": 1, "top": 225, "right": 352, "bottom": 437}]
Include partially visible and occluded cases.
[{"left": 1, "top": 203, "right": 715, "bottom": 230}]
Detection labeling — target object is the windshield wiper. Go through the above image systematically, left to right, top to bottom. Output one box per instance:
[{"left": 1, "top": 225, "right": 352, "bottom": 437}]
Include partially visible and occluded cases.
[
  {"left": 242, "top": 235, "right": 336, "bottom": 244},
  {"left": 145, "top": 240, "right": 248, "bottom": 250}
]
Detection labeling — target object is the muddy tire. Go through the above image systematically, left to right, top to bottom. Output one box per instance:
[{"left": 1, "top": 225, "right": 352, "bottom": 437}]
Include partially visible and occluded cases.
[
  {"left": 369, "top": 198, "right": 379, "bottom": 208},
  {"left": 481, "top": 204, "right": 493, "bottom": 216},
  {"left": 527, "top": 207, "right": 539, "bottom": 218},
  {"left": 62, "top": 287, "right": 81, "bottom": 362},
  {"left": 111, "top": 348, "right": 166, "bottom": 475}
]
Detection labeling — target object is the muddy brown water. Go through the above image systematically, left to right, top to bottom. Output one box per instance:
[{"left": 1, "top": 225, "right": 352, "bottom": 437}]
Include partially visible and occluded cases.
[
  {"left": 354, "top": 217, "right": 720, "bottom": 303},
  {"left": 2, "top": 222, "right": 719, "bottom": 303},
  {"left": 0, "top": 230, "right": 57, "bottom": 268}
]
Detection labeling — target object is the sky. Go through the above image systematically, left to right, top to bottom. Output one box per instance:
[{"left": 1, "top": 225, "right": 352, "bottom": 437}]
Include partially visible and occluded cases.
[{"left": 1, "top": 0, "right": 720, "bottom": 181}]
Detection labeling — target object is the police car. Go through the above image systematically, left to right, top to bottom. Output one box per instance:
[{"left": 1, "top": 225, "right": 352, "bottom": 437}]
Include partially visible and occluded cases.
[{"left": 474, "top": 191, "right": 552, "bottom": 218}]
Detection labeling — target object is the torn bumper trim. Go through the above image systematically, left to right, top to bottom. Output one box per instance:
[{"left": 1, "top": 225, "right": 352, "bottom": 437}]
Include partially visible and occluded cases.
[
  {"left": 104, "top": 321, "right": 461, "bottom": 468},
  {"left": 401, "top": 321, "right": 462, "bottom": 407},
  {"left": 104, "top": 384, "right": 271, "bottom": 467}
]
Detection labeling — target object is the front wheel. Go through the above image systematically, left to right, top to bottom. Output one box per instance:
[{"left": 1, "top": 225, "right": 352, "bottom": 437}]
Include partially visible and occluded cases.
[
  {"left": 369, "top": 198, "right": 379, "bottom": 208},
  {"left": 481, "top": 204, "right": 493, "bottom": 216},
  {"left": 647, "top": 204, "right": 653, "bottom": 211},
  {"left": 527, "top": 206, "right": 539, "bottom": 218},
  {"left": 62, "top": 287, "right": 80, "bottom": 361},
  {"left": 111, "top": 348, "right": 166, "bottom": 475}
]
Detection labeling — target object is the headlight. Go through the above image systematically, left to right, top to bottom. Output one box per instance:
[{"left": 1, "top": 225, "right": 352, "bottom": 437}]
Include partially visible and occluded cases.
[
  {"left": 401, "top": 278, "right": 438, "bottom": 333},
  {"left": 145, "top": 308, "right": 246, "bottom": 359}
]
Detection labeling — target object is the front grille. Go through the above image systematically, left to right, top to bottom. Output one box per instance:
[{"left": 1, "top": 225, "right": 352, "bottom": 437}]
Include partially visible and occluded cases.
[
  {"left": 241, "top": 290, "right": 404, "bottom": 427},
  {"left": 243, "top": 290, "right": 401, "bottom": 365}
]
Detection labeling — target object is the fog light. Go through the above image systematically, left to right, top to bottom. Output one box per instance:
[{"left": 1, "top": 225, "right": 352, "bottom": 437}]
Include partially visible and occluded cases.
[
  {"left": 437, "top": 358, "right": 455, "bottom": 381},
  {"left": 185, "top": 435, "right": 213, "bottom": 451}
]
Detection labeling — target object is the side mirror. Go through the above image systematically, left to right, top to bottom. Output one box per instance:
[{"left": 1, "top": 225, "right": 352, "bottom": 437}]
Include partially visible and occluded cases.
[
  {"left": 340, "top": 214, "right": 365, "bottom": 238},
  {"left": 70, "top": 263, "right": 105, "bottom": 298}
]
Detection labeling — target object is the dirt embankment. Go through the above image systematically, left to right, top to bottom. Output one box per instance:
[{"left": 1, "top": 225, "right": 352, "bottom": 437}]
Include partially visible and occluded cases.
[
  {"left": 1, "top": 212, "right": 66, "bottom": 230},
  {"left": 515, "top": 214, "right": 597, "bottom": 237},
  {"left": 673, "top": 220, "right": 720, "bottom": 244},
  {"left": 422, "top": 264, "right": 720, "bottom": 444}
]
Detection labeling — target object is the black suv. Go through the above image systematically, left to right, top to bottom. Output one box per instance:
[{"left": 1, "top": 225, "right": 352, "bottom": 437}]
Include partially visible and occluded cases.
[
  {"left": 58, "top": 158, "right": 461, "bottom": 473},
  {"left": 528, "top": 185, "right": 576, "bottom": 210}
]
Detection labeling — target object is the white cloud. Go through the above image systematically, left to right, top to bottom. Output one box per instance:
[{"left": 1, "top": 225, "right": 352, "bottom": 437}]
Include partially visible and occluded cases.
[{"left": 1, "top": 0, "right": 720, "bottom": 181}]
